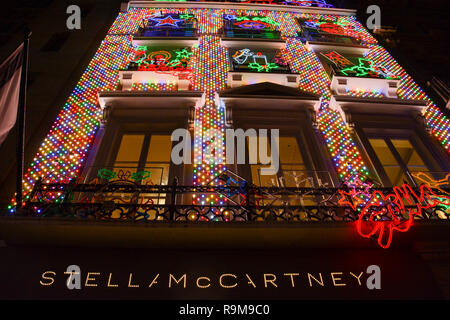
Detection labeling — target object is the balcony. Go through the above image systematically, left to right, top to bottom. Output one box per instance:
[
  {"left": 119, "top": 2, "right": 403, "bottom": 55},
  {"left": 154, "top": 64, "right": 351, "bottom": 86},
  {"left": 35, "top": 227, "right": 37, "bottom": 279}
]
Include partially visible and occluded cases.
[
  {"left": 136, "top": 26, "right": 197, "bottom": 38},
  {"left": 133, "top": 27, "right": 198, "bottom": 47},
  {"left": 222, "top": 28, "right": 281, "bottom": 40},
  {"left": 299, "top": 30, "right": 363, "bottom": 46},
  {"left": 225, "top": 44, "right": 299, "bottom": 88},
  {"left": 327, "top": 64, "right": 400, "bottom": 98},
  {"left": 1, "top": 170, "right": 450, "bottom": 249}
]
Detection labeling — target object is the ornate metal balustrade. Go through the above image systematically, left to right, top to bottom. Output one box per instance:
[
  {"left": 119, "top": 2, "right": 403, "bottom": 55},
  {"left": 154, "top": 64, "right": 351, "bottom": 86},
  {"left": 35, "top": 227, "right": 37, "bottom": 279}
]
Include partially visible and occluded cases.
[
  {"left": 135, "top": 27, "right": 197, "bottom": 38},
  {"left": 298, "top": 30, "right": 363, "bottom": 45},
  {"left": 4, "top": 176, "right": 449, "bottom": 223}
]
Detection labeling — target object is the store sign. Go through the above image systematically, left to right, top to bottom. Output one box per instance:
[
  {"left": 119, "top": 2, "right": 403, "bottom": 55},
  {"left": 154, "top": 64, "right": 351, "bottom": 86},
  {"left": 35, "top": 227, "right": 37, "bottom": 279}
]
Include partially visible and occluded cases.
[{"left": 0, "top": 246, "right": 443, "bottom": 299}]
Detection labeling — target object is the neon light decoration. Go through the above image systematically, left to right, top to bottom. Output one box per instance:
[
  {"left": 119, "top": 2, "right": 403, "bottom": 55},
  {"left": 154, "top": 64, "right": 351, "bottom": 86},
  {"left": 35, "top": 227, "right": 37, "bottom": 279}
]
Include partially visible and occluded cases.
[
  {"left": 150, "top": 0, "right": 333, "bottom": 7},
  {"left": 280, "top": 0, "right": 333, "bottom": 7},
  {"left": 145, "top": 13, "right": 195, "bottom": 28},
  {"left": 149, "top": 14, "right": 184, "bottom": 27},
  {"left": 223, "top": 14, "right": 281, "bottom": 39},
  {"left": 224, "top": 14, "right": 280, "bottom": 29},
  {"left": 296, "top": 15, "right": 377, "bottom": 44},
  {"left": 127, "top": 45, "right": 195, "bottom": 80},
  {"left": 231, "top": 48, "right": 290, "bottom": 73},
  {"left": 321, "top": 51, "right": 397, "bottom": 79},
  {"left": 353, "top": 183, "right": 450, "bottom": 249}
]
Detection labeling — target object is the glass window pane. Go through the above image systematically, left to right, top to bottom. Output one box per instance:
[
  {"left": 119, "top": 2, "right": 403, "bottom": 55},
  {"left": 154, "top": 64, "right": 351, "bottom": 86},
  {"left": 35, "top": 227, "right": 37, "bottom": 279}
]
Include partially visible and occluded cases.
[
  {"left": 115, "top": 134, "right": 145, "bottom": 163},
  {"left": 145, "top": 135, "right": 171, "bottom": 186},
  {"left": 146, "top": 135, "right": 172, "bottom": 162},
  {"left": 279, "top": 137, "right": 303, "bottom": 164},
  {"left": 368, "top": 138, "right": 397, "bottom": 165},
  {"left": 369, "top": 138, "right": 407, "bottom": 186},
  {"left": 391, "top": 139, "right": 427, "bottom": 168},
  {"left": 281, "top": 164, "right": 309, "bottom": 187},
  {"left": 251, "top": 165, "right": 278, "bottom": 187},
  {"left": 384, "top": 167, "right": 408, "bottom": 186}
]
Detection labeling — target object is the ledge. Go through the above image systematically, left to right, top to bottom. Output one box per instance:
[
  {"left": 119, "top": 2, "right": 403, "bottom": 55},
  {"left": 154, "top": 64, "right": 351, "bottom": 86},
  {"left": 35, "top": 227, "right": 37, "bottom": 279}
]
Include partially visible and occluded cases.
[
  {"left": 127, "top": 1, "right": 357, "bottom": 16},
  {"left": 98, "top": 90, "right": 204, "bottom": 109},
  {"left": 1, "top": 217, "right": 450, "bottom": 249}
]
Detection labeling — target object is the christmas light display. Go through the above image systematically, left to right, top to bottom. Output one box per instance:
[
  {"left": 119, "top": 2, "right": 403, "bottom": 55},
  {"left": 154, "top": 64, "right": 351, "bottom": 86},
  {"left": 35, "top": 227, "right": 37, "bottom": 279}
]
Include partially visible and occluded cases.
[
  {"left": 10, "top": 5, "right": 449, "bottom": 217},
  {"left": 148, "top": 13, "right": 186, "bottom": 28},
  {"left": 224, "top": 14, "right": 280, "bottom": 30},
  {"left": 298, "top": 17, "right": 374, "bottom": 43},
  {"left": 128, "top": 46, "right": 194, "bottom": 77},
  {"left": 230, "top": 48, "right": 289, "bottom": 73},
  {"left": 320, "top": 50, "right": 353, "bottom": 68},
  {"left": 131, "top": 82, "right": 178, "bottom": 91},
  {"left": 345, "top": 88, "right": 385, "bottom": 98},
  {"left": 355, "top": 183, "right": 450, "bottom": 249}
]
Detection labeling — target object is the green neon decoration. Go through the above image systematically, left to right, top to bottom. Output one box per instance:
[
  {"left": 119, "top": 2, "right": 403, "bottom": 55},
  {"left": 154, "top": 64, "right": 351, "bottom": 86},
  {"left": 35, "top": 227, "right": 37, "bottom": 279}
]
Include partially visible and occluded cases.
[
  {"left": 235, "top": 15, "right": 280, "bottom": 27},
  {"left": 248, "top": 62, "right": 279, "bottom": 72}
]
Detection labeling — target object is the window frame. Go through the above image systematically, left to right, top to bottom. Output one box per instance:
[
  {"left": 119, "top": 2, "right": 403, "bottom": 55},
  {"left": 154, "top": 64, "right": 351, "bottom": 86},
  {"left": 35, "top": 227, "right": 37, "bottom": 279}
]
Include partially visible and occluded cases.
[{"left": 353, "top": 117, "right": 450, "bottom": 187}]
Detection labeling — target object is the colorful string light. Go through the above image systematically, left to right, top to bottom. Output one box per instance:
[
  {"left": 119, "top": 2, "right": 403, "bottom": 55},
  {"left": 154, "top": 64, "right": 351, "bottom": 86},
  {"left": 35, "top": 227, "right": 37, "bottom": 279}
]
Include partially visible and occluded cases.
[{"left": 10, "top": 5, "right": 449, "bottom": 212}]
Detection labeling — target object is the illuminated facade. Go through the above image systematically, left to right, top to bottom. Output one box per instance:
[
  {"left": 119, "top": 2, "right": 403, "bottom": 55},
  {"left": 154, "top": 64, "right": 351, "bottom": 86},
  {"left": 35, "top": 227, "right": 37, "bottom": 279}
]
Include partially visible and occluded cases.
[{"left": 1, "top": 0, "right": 450, "bottom": 299}]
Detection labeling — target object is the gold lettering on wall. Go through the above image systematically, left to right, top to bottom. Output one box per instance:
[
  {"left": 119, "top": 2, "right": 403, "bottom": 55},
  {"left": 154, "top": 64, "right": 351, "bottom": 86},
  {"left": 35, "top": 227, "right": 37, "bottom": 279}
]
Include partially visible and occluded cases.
[
  {"left": 40, "top": 271, "right": 56, "bottom": 286},
  {"left": 85, "top": 272, "right": 100, "bottom": 287},
  {"left": 331, "top": 272, "right": 346, "bottom": 286},
  {"left": 350, "top": 272, "right": 364, "bottom": 286},
  {"left": 107, "top": 273, "right": 118, "bottom": 287},
  {"left": 128, "top": 273, "right": 140, "bottom": 288},
  {"left": 283, "top": 273, "right": 299, "bottom": 287},
  {"left": 307, "top": 273, "right": 324, "bottom": 287},
  {"left": 148, "top": 274, "right": 160, "bottom": 288},
  {"left": 169, "top": 274, "right": 186, "bottom": 288},
  {"left": 219, "top": 274, "right": 237, "bottom": 288},
  {"left": 246, "top": 274, "right": 256, "bottom": 288},
  {"left": 263, "top": 274, "right": 278, "bottom": 288},
  {"left": 196, "top": 276, "right": 211, "bottom": 289}
]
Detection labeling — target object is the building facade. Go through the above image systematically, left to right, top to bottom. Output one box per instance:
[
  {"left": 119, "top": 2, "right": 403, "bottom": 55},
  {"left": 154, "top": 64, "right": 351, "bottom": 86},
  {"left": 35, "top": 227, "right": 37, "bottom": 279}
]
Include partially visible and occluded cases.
[{"left": 1, "top": 0, "right": 450, "bottom": 299}]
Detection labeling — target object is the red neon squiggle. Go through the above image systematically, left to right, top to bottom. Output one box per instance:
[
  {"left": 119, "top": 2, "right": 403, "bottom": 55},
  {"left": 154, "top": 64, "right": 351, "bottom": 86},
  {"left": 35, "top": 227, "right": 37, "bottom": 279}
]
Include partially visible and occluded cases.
[{"left": 355, "top": 184, "right": 450, "bottom": 249}]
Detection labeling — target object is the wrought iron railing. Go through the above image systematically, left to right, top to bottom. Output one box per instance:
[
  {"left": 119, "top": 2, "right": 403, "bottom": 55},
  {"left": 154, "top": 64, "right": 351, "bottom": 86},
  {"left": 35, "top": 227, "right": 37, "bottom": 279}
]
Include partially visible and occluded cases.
[
  {"left": 135, "top": 27, "right": 198, "bottom": 38},
  {"left": 221, "top": 27, "right": 281, "bottom": 40},
  {"left": 298, "top": 30, "right": 363, "bottom": 45},
  {"left": 5, "top": 176, "right": 450, "bottom": 223}
]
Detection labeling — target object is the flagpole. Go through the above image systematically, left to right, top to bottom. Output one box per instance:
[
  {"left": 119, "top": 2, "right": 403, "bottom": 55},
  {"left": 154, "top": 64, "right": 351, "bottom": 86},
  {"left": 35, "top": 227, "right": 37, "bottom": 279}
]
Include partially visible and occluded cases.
[{"left": 16, "top": 28, "right": 31, "bottom": 209}]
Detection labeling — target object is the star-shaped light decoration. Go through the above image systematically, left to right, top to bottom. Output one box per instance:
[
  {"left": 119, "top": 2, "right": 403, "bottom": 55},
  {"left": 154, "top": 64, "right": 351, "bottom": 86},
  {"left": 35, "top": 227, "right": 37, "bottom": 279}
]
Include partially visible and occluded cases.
[
  {"left": 149, "top": 14, "right": 184, "bottom": 28},
  {"left": 174, "top": 48, "right": 193, "bottom": 60},
  {"left": 340, "top": 58, "right": 382, "bottom": 78}
]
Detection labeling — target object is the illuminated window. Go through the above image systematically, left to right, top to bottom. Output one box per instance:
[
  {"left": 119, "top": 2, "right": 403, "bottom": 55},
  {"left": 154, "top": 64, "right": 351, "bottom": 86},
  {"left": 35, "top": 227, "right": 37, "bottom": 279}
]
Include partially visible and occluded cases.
[
  {"left": 137, "top": 13, "right": 197, "bottom": 37},
  {"left": 222, "top": 14, "right": 281, "bottom": 39},
  {"left": 297, "top": 18, "right": 363, "bottom": 45},
  {"left": 127, "top": 45, "right": 194, "bottom": 73},
  {"left": 229, "top": 47, "right": 290, "bottom": 73},
  {"left": 318, "top": 50, "right": 396, "bottom": 80},
  {"left": 113, "top": 133, "right": 172, "bottom": 186},
  {"left": 247, "top": 135, "right": 321, "bottom": 206},
  {"left": 249, "top": 136, "right": 308, "bottom": 188},
  {"left": 368, "top": 138, "right": 430, "bottom": 186}
]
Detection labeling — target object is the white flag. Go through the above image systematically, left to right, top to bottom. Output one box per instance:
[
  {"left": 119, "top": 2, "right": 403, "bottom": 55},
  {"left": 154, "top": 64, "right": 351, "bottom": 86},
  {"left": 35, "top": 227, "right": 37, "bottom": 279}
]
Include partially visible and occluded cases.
[{"left": 0, "top": 43, "right": 23, "bottom": 145}]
